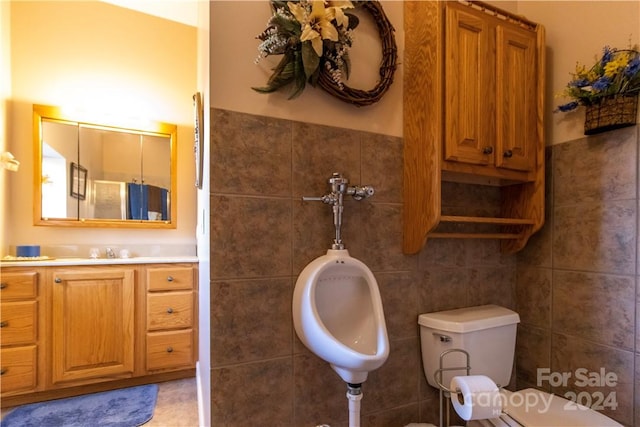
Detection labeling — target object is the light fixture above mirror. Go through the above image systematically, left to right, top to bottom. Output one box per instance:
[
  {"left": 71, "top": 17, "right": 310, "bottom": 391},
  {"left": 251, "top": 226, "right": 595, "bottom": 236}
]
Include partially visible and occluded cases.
[{"left": 33, "top": 104, "right": 177, "bottom": 229}]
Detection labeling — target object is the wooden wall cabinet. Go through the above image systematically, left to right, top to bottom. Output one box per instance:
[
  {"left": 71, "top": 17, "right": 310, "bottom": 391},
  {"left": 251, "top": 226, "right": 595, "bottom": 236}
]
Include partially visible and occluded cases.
[
  {"left": 404, "top": 0, "right": 545, "bottom": 254},
  {"left": 0, "top": 262, "right": 198, "bottom": 407}
]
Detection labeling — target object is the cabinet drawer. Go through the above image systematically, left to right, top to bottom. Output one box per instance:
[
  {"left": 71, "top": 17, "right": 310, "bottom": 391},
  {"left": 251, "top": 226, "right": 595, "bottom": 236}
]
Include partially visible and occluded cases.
[
  {"left": 147, "top": 267, "right": 193, "bottom": 291},
  {"left": 0, "top": 271, "right": 38, "bottom": 299},
  {"left": 147, "top": 292, "right": 193, "bottom": 331},
  {"left": 1, "top": 301, "right": 37, "bottom": 346},
  {"left": 146, "top": 329, "right": 193, "bottom": 371},
  {"left": 0, "top": 345, "right": 37, "bottom": 394}
]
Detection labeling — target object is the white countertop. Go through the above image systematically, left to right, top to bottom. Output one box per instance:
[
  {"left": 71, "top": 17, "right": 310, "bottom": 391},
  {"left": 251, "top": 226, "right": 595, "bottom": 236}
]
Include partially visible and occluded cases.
[{"left": 0, "top": 256, "right": 199, "bottom": 267}]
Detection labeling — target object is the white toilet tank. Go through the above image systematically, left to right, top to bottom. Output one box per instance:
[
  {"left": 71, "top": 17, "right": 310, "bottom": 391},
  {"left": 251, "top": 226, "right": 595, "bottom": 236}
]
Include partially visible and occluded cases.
[{"left": 418, "top": 305, "right": 520, "bottom": 390}]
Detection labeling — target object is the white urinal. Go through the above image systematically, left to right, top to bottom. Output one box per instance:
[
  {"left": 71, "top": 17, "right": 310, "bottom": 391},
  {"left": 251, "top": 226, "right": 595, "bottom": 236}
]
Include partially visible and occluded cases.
[{"left": 293, "top": 248, "right": 389, "bottom": 384}]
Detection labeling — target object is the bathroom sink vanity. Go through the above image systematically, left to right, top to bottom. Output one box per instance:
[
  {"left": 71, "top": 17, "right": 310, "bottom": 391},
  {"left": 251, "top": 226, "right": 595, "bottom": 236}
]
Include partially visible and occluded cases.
[{"left": 0, "top": 257, "right": 198, "bottom": 407}]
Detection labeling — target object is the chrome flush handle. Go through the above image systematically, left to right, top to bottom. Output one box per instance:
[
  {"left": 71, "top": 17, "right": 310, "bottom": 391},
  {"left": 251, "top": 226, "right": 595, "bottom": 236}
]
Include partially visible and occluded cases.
[{"left": 302, "top": 173, "right": 375, "bottom": 250}]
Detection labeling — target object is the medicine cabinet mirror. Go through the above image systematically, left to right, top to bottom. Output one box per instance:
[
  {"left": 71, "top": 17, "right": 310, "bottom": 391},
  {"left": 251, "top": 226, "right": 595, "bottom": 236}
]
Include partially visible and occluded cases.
[{"left": 34, "top": 104, "right": 177, "bottom": 228}]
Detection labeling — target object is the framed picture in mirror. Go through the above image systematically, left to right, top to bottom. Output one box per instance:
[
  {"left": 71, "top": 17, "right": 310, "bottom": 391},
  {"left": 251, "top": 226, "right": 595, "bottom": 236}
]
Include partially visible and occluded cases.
[{"left": 70, "top": 162, "right": 87, "bottom": 200}]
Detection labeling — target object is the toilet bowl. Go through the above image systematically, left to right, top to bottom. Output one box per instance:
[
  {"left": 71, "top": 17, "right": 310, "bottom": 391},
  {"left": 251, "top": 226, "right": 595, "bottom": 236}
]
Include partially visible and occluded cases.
[
  {"left": 292, "top": 249, "right": 389, "bottom": 384},
  {"left": 468, "top": 388, "right": 622, "bottom": 427}
]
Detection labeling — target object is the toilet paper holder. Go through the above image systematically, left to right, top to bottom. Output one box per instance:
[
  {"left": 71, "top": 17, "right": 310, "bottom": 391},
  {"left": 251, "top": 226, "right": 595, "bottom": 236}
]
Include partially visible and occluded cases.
[
  {"left": 433, "top": 348, "right": 471, "bottom": 393},
  {"left": 434, "top": 348, "right": 471, "bottom": 427}
]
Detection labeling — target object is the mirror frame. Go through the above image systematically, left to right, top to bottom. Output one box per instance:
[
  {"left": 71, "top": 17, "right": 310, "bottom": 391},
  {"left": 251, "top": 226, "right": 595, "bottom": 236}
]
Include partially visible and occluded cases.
[{"left": 33, "top": 104, "right": 178, "bottom": 229}]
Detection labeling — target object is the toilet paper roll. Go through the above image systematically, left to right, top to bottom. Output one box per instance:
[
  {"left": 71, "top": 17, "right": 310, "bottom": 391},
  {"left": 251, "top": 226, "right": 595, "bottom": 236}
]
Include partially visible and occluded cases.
[{"left": 450, "top": 375, "right": 502, "bottom": 421}]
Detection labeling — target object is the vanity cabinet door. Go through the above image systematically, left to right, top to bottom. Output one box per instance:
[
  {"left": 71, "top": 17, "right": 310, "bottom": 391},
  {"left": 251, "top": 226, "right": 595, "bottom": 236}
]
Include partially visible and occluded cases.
[{"left": 50, "top": 268, "right": 135, "bottom": 385}]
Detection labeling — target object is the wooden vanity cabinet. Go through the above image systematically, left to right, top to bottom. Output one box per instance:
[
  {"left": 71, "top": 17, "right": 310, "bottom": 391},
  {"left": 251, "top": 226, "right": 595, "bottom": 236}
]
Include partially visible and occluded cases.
[
  {"left": 403, "top": 0, "right": 545, "bottom": 254},
  {"left": 0, "top": 262, "right": 197, "bottom": 407},
  {"left": 0, "top": 270, "right": 43, "bottom": 396}
]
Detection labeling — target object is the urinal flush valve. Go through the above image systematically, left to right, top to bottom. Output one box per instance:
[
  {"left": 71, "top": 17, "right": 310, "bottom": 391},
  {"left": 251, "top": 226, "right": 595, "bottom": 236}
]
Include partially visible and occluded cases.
[{"left": 302, "top": 173, "right": 375, "bottom": 250}]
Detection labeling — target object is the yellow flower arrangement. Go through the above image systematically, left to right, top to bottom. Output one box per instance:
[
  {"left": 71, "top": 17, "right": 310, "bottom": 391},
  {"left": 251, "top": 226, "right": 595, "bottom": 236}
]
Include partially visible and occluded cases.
[
  {"left": 253, "top": 0, "right": 359, "bottom": 99},
  {"left": 556, "top": 45, "right": 640, "bottom": 112}
]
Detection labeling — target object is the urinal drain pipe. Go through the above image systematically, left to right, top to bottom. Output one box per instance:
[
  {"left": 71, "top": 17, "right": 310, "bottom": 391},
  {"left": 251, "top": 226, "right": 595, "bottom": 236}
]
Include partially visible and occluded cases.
[{"left": 346, "top": 383, "right": 363, "bottom": 427}]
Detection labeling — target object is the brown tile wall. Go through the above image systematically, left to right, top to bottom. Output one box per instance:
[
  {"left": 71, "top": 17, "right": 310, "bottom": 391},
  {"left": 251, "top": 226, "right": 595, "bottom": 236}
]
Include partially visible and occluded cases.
[
  {"left": 209, "top": 108, "right": 518, "bottom": 426},
  {"left": 516, "top": 126, "right": 640, "bottom": 426}
]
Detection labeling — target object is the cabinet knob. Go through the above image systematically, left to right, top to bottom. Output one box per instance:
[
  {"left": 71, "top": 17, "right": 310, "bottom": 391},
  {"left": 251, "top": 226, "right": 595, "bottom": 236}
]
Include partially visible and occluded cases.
[
  {"left": 482, "top": 146, "right": 493, "bottom": 155},
  {"left": 503, "top": 150, "right": 513, "bottom": 158},
  {"left": 166, "top": 276, "right": 174, "bottom": 282},
  {"left": 54, "top": 277, "right": 62, "bottom": 283},
  {"left": 0, "top": 283, "right": 7, "bottom": 290},
  {"left": 166, "top": 308, "right": 174, "bottom": 314},
  {"left": 0, "top": 321, "right": 8, "bottom": 328},
  {"left": 166, "top": 346, "right": 174, "bottom": 353},
  {"left": 0, "top": 368, "right": 7, "bottom": 376}
]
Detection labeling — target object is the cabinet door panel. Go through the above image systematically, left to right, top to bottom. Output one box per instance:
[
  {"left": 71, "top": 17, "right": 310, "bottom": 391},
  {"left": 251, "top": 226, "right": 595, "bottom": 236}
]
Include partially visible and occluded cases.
[
  {"left": 445, "top": 4, "right": 494, "bottom": 166},
  {"left": 495, "top": 25, "right": 537, "bottom": 172},
  {"left": 51, "top": 269, "right": 135, "bottom": 384}
]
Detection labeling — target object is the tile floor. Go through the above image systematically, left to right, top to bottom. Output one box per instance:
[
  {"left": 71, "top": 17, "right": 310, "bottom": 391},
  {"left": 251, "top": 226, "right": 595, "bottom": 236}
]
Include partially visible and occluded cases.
[
  {"left": 1, "top": 377, "right": 200, "bottom": 426},
  {"left": 148, "top": 377, "right": 200, "bottom": 426}
]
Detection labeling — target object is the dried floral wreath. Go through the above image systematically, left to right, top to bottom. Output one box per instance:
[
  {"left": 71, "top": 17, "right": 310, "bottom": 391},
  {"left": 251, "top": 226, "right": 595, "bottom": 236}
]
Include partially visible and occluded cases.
[{"left": 252, "top": 0, "right": 397, "bottom": 107}]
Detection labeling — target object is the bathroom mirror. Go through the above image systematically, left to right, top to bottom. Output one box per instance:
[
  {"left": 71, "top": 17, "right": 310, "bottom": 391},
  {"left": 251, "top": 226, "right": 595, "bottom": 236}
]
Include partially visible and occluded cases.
[{"left": 34, "top": 104, "right": 177, "bottom": 228}]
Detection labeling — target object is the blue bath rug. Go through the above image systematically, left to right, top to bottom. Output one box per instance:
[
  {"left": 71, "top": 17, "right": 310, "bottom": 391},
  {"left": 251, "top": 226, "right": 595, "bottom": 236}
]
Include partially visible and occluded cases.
[{"left": 1, "top": 384, "right": 158, "bottom": 427}]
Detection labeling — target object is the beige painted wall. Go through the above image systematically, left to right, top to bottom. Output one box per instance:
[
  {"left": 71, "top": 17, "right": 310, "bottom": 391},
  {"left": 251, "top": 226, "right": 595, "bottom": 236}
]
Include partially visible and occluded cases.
[
  {"left": 211, "top": 0, "right": 639, "bottom": 145},
  {"left": 1, "top": 1, "right": 11, "bottom": 255},
  {"left": 4, "top": 1, "right": 197, "bottom": 257},
  {"left": 211, "top": 1, "right": 405, "bottom": 137},
  {"left": 517, "top": 1, "right": 640, "bottom": 145}
]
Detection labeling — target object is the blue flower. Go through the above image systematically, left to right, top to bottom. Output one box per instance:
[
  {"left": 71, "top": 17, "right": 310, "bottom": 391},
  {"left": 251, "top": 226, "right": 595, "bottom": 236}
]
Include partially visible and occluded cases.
[
  {"left": 601, "top": 45, "right": 613, "bottom": 66},
  {"left": 625, "top": 56, "right": 640, "bottom": 77},
  {"left": 592, "top": 76, "right": 611, "bottom": 91},
  {"left": 569, "top": 78, "right": 590, "bottom": 88},
  {"left": 556, "top": 101, "right": 579, "bottom": 112}
]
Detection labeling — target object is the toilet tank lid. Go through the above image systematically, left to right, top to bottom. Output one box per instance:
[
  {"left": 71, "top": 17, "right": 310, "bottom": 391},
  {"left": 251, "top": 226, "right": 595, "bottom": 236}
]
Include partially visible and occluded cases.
[{"left": 418, "top": 305, "right": 520, "bottom": 333}]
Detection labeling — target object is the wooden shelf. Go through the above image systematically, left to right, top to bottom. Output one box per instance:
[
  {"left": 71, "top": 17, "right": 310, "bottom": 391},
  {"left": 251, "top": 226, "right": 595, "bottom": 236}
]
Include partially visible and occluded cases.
[
  {"left": 430, "top": 215, "right": 535, "bottom": 240},
  {"left": 440, "top": 216, "right": 536, "bottom": 225},
  {"left": 429, "top": 232, "right": 524, "bottom": 240}
]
